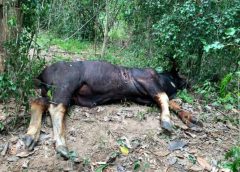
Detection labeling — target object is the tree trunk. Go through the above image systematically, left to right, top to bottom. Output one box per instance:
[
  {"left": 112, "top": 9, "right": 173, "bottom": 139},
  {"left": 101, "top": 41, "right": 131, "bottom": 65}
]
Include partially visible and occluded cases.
[
  {"left": 0, "top": 0, "right": 6, "bottom": 73},
  {"left": 0, "top": 0, "right": 22, "bottom": 73},
  {"left": 101, "top": 0, "right": 109, "bottom": 58},
  {"left": 146, "top": 16, "right": 152, "bottom": 58}
]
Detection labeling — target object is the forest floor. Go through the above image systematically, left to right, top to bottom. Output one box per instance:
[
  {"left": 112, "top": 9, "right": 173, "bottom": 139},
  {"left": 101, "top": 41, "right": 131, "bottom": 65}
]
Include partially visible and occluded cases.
[{"left": 0, "top": 44, "right": 239, "bottom": 172}]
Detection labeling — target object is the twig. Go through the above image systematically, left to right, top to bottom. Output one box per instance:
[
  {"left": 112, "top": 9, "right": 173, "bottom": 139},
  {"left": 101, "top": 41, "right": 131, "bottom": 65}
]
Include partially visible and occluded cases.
[{"left": 64, "top": 4, "right": 105, "bottom": 41}]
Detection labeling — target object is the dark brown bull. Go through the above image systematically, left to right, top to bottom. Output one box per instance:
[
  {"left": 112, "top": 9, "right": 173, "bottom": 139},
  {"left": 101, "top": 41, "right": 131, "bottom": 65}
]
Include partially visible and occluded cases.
[{"left": 22, "top": 60, "right": 199, "bottom": 158}]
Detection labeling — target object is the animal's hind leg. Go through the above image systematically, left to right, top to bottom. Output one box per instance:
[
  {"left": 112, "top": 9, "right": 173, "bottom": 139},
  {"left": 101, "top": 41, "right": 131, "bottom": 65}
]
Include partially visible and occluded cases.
[
  {"left": 22, "top": 98, "right": 48, "bottom": 150},
  {"left": 48, "top": 103, "right": 68, "bottom": 158}
]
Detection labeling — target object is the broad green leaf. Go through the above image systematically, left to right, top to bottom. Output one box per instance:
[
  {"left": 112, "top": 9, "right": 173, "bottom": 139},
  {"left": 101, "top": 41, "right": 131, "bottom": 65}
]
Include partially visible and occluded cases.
[
  {"left": 225, "top": 28, "right": 236, "bottom": 36},
  {"left": 204, "top": 41, "right": 224, "bottom": 52},
  {"left": 212, "top": 41, "right": 224, "bottom": 49},
  {"left": 203, "top": 45, "right": 211, "bottom": 53},
  {"left": 155, "top": 66, "right": 163, "bottom": 73},
  {"left": 47, "top": 90, "right": 53, "bottom": 100},
  {"left": 224, "top": 104, "right": 233, "bottom": 110},
  {"left": 68, "top": 150, "right": 79, "bottom": 161},
  {"left": 133, "top": 160, "right": 141, "bottom": 171},
  {"left": 95, "top": 164, "right": 108, "bottom": 172}
]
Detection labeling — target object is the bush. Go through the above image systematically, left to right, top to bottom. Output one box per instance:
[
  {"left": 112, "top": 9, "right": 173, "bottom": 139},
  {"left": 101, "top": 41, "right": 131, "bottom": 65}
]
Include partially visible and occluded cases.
[{"left": 153, "top": 0, "right": 239, "bottom": 81}]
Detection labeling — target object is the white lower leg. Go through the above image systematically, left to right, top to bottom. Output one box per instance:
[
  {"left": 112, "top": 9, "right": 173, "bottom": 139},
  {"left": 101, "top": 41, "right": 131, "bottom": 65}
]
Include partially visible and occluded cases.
[
  {"left": 156, "top": 92, "right": 171, "bottom": 123},
  {"left": 49, "top": 104, "right": 66, "bottom": 147}
]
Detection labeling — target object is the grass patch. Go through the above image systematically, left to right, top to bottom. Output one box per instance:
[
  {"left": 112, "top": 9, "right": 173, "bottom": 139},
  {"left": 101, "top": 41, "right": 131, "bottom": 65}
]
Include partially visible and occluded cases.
[
  {"left": 37, "top": 32, "right": 90, "bottom": 53},
  {"left": 51, "top": 55, "right": 71, "bottom": 63}
]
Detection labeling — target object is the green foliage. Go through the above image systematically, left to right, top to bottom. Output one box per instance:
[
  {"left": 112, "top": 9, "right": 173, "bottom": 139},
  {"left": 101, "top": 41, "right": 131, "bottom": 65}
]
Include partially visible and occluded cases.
[
  {"left": 39, "top": 0, "right": 239, "bottom": 83},
  {"left": 40, "top": 0, "right": 100, "bottom": 40},
  {"left": 153, "top": 0, "right": 239, "bottom": 80},
  {"left": 0, "top": 1, "right": 46, "bottom": 110},
  {"left": 109, "top": 21, "right": 129, "bottom": 41},
  {"left": 37, "top": 32, "right": 90, "bottom": 53},
  {"left": 220, "top": 73, "right": 233, "bottom": 98},
  {"left": 195, "top": 75, "right": 238, "bottom": 110},
  {"left": 195, "top": 81, "right": 217, "bottom": 100},
  {"left": 177, "top": 89, "right": 194, "bottom": 103},
  {"left": 137, "top": 111, "right": 146, "bottom": 121},
  {"left": 0, "top": 122, "right": 4, "bottom": 131},
  {"left": 221, "top": 146, "right": 240, "bottom": 172},
  {"left": 188, "top": 154, "right": 197, "bottom": 164},
  {"left": 133, "top": 160, "right": 141, "bottom": 171},
  {"left": 95, "top": 164, "right": 108, "bottom": 172}
]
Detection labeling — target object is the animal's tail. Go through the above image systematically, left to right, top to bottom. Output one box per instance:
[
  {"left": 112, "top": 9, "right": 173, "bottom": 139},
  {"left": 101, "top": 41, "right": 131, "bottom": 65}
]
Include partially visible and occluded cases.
[
  {"left": 33, "top": 74, "right": 47, "bottom": 89},
  {"left": 33, "top": 78, "right": 42, "bottom": 88}
]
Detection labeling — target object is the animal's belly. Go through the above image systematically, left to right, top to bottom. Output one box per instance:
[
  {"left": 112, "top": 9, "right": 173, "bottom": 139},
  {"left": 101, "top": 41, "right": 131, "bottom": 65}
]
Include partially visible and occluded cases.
[{"left": 73, "top": 94, "right": 118, "bottom": 107}]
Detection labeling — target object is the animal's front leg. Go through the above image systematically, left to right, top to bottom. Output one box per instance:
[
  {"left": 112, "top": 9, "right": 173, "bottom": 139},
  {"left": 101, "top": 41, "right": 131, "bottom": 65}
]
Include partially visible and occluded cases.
[
  {"left": 155, "top": 92, "right": 173, "bottom": 132},
  {"left": 22, "top": 98, "right": 48, "bottom": 150},
  {"left": 169, "top": 100, "right": 202, "bottom": 127},
  {"left": 49, "top": 103, "right": 69, "bottom": 159}
]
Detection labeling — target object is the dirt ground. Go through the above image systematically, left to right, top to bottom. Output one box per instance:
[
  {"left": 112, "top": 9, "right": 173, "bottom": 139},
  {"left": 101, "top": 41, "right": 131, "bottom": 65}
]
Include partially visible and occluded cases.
[
  {"left": 0, "top": 47, "right": 239, "bottom": 172},
  {"left": 0, "top": 100, "right": 239, "bottom": 172}
]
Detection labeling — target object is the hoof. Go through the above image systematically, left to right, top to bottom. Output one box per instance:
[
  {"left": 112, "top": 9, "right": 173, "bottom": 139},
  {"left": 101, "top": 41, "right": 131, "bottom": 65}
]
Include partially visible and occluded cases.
[
  {"left": 190, "top": 116, "right": 204, "bottom": 127},
  {"left": 161, "top": 120, "right": 173, "bottom": 132},
  {"left": 22, "top": 135, "right": 37, "bottom": 151},
  {"left": 56, "top": 145, "right": 69, "bottom": 159}
]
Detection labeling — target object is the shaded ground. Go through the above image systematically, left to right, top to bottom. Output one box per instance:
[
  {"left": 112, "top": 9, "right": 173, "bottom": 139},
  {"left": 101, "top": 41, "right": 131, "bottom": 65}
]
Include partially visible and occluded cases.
[
  {"left": 0, "top": 46, "right": 239, "bottom": 172},
  {"left": 0, "top": 100, "right": 239, "bottom": 172}
]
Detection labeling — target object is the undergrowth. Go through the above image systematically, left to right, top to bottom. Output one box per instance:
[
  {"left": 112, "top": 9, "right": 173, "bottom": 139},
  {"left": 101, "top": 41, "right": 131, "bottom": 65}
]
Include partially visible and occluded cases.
[
  {"left": 37, "top": 32, "right": 90, "bottom": 53},
  {"left": 220, "top": 146, "right": 240, "bottom": 172}
]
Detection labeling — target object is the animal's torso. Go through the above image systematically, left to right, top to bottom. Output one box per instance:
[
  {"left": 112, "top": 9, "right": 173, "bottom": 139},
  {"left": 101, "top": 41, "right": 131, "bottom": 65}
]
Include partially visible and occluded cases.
[{"left": 38, "top": 61, "right": 155, "bottom": 107}]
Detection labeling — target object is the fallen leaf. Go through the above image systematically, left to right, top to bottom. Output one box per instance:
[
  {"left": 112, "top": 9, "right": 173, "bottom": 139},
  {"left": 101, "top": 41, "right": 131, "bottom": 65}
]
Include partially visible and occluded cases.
[
  {"left": 231, "top": 108, "right": 239, "bottom": 114},
  {"left": 0, "top": 114, "right": 6, "bottom": 121},
  {"left": 175, "top": 121, "right": 189, "bottom": 130},
  {"left": 185, "top": 131, "right": 197, "bottom": 138},
  {"left": 39, "top": 132, "right": 51, "bottom": 142},
  {"left": 168, "top": 140, "right": 187, "bottom": 151},
  {"left": 1, "top": 142, "right": 9, "bottom": 156},
  {"left": 9, "top": 145, "right": 17, "bottom": 155},
  {"left": 120, "top": 146, "right": 129, "bottom": 155},
  {"left": 188, "top": 148, "right": 198, "bottom": 154},
  {"left": 152, "top": 149, "right": 170, "bottom": 157},
  {"left": 16, "top": 150, "right": 35, "bottom": 158},
  {"left": 7, "top": 156, "right": 19, "bottom": 162},
  {"left": 167, "top": 156, "right": 177, "bottom": 165},
  {"left": 197, "top": 157, "right": 212, "bottom": 171},
  {"left": 22, "top": 160, "right": 29, "bottom": 168},
  {"left": 63, "top": 161, "right": 74, "bottom": 171},
  {"left": 189, "top": 164, "right": 203, "bottom": 171},
  {"left": 117, "top": 165, "right": 126, "bottom": 172},
  {"left": 218, "top": 168, "right": 231, "bottom": 172}
]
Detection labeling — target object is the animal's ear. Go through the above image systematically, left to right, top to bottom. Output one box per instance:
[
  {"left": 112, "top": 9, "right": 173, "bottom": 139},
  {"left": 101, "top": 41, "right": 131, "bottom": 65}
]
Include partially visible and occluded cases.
[
  {"left": 164, "top": 54, "right": 179, "bottom": 74},
  {"left": 179, "top": 76, "right": 191, "bottom": 89}
]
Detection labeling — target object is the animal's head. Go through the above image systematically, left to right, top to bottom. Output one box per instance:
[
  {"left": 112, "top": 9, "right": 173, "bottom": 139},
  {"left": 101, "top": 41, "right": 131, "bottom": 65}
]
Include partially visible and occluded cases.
[
  {"left": 164, "top": 54, "right": 190, "bottom": 90},
  {"left": 169, "top": 70, "right": 190, "bottom": 90}
]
